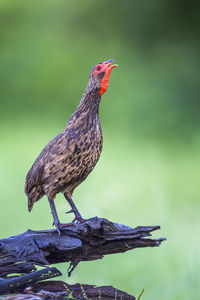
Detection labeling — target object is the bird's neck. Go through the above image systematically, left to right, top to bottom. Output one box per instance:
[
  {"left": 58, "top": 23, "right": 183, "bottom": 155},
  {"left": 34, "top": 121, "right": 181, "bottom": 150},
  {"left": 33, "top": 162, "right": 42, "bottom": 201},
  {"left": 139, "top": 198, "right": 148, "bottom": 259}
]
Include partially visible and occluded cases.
[
  {"left": 66, "top": 88, "right": 102, "bottom": 132},
  {"left": 77, "top": 88, "right": 101, "bottom": 116}
]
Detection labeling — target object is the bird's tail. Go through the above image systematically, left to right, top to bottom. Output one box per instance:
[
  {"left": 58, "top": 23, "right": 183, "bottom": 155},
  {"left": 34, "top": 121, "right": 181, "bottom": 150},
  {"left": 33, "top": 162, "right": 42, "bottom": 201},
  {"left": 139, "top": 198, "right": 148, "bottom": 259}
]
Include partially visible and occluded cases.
[
  {"left": 25, "top": 164, "right": 44, "bottom": 212},
  {"left": 26, "top": 185, "right": 44, "bottom": 212},
  {"left": 28, "top": 195, "right": 34, "bottom": 212}
]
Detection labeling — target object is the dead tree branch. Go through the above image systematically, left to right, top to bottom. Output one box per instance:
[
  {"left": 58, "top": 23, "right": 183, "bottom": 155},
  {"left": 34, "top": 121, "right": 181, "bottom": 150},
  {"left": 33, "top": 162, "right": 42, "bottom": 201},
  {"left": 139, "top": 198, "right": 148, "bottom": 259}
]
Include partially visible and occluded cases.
[
  {"left": 0, "top": 217, "right": 165, "bottom": 278},
  {"left": 0, "top": 217, "right": 165, "bottom": 298},
  {"left": 0, "top": 281, "right": 136, "bottom": 299}
]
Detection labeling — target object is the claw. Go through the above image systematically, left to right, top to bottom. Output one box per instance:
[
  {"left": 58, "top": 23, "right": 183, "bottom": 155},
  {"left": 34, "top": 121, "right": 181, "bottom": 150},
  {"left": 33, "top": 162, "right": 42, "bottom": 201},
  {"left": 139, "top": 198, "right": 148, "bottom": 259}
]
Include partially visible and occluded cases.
[
  {"left": 65, "top": 209, "right": 73, "bottom": 214},
  {"left": 72, "top": 216, "right": 86, "bottom": 223},
  {"left": 54, "top": 222, "right": 61, "bottom": 236},
  {"left": 56, "top": 227, "right": 61, "bottom": 236}
]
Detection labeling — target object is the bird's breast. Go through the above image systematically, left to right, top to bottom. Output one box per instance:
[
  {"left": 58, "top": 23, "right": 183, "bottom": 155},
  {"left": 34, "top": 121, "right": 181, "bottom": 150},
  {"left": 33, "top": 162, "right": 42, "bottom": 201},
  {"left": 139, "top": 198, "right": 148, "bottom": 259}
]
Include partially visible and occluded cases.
[
  {"left": 41, "top": 115, "right": 103, "bottom": 197},
  {"left": 74, "top": 121, "right": 103, "bottom": 171}
]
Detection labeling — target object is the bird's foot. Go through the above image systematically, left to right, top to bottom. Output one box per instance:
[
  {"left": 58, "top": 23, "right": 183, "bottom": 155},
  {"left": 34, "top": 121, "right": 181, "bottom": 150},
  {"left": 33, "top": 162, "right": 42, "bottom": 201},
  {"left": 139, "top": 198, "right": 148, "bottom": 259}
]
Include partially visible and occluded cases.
[
  {"left": 65, "top": 208, "right": 85, "bottom": 224},
  {"left": 72, "top": 216, "right": 86, "bottom": 223},
  {"left": 53, "top": 218, "right": 86, "bottom": 232},
  {"left": 61, "top": 218, "right": 87, "bottom": 228}
]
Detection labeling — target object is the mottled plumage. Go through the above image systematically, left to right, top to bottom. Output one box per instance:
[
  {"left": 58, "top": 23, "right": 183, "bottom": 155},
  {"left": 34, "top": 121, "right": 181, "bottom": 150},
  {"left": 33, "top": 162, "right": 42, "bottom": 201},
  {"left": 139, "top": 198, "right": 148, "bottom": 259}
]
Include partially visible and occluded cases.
[
  {"left": 25, "top": 59, "right": 117, "bottom": 234},
  {"left": 25, "top": 91, "right": 102, "bottom": 210}
]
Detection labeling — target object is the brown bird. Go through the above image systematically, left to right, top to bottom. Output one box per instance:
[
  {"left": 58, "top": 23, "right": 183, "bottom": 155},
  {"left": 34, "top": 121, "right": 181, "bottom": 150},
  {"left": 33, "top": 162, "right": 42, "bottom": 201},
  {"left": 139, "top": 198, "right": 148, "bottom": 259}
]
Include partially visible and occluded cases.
[{"left": 25, "top": 59, "right": 118, "bottom": 234}]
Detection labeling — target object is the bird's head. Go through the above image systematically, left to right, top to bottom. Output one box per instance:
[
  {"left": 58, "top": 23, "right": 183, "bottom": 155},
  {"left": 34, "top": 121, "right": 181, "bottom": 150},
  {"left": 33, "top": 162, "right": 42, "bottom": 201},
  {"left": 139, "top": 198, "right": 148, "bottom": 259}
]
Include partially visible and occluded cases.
[{"left": 89, "top": 59, "right": 118, "bottom": 96}]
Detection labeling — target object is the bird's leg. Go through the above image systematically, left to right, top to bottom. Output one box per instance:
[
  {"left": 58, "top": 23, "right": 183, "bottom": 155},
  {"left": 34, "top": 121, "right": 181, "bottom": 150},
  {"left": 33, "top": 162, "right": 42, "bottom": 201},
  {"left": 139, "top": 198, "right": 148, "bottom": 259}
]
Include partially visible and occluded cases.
[
  {"left": 64, "top": 193, "right": 84, "bottom": 223},
  {"left": 48, "top": 198, "right": 61, "bottom": 235}
]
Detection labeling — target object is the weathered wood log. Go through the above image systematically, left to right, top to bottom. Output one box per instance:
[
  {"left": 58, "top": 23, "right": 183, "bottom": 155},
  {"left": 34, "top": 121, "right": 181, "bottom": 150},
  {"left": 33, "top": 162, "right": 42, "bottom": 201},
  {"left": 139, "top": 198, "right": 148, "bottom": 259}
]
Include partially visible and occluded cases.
[
  {"left": 0, "top": 217, "right": 165, "bottom": 280},
  {"left": 0, "top": 267, "right": 61, "bottom": 295},
  {"left": 0, "top": 281, "right": 136, "bottom": 299}
]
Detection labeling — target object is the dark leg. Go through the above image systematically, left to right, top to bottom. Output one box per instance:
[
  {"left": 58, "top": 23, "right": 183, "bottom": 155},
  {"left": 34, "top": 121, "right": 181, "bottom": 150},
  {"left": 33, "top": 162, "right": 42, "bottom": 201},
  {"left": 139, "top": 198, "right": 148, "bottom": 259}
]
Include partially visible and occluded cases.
[
  {"left": 64, "top": 193, "right": 84, "bottom": 222},
  {"left": 48, "top": 198, "right": 61, "bottom": 235}
]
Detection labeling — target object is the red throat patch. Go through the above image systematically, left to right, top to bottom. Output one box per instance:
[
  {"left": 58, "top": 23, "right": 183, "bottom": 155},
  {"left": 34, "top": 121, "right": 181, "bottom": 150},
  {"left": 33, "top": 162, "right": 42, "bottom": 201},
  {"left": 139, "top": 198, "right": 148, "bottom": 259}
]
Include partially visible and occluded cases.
[
  {"left": 93, "top": 60, "right": 118, "bottom": 96},
  {"left": 100, "top": 64, "right": 118, "bottom": 96}
]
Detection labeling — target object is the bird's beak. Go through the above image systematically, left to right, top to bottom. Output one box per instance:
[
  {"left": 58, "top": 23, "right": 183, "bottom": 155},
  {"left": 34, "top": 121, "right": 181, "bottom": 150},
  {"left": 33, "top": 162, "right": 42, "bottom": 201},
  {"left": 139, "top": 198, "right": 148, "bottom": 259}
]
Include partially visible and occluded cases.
[{"left": 104, "top": 59, "right": 118, "bottom": 71}]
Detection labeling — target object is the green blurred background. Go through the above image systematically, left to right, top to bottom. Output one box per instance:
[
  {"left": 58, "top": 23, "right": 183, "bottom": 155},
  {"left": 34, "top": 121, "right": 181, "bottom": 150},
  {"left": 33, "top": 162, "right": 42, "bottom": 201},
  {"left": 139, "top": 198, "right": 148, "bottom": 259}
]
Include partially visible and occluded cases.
[{"left": 0, "top": 1, "right": 200, "bottom": 299}]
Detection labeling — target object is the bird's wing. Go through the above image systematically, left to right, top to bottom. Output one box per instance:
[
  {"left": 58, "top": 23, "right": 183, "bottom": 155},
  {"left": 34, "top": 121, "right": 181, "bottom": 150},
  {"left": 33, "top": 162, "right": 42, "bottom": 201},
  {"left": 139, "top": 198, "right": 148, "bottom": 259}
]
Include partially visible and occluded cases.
[
  {"left": 25, "top": 110, "right": 89, "bottom": 197},
  {"left": 25, "top": 130, "right": 76, "bottom": 194},
  {"left": 25, "top": 163, "right": 44, "bottom": 194}
]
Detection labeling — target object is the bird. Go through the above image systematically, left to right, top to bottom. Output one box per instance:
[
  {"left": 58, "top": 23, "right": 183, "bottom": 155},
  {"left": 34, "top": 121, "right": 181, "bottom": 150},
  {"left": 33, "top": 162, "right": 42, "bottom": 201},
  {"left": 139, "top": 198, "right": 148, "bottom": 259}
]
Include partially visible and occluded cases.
[{"left": 25, "top": 59, "right": 118, "bottom": 234}]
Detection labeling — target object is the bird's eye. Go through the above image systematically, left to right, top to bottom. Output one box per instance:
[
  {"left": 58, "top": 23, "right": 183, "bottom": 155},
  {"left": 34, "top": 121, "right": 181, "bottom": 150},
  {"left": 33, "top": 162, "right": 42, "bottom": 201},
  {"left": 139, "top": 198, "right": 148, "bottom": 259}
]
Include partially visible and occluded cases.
[{"left": 97, "top": 66, "right": 101, "bottom": 71}]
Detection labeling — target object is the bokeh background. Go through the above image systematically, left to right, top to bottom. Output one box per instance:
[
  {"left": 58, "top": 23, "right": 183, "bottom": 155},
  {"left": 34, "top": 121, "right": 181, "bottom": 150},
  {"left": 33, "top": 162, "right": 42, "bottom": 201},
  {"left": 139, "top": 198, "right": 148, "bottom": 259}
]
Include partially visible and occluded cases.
[{"left": 0, "top": 1, "right": 200, "bottom": 299}]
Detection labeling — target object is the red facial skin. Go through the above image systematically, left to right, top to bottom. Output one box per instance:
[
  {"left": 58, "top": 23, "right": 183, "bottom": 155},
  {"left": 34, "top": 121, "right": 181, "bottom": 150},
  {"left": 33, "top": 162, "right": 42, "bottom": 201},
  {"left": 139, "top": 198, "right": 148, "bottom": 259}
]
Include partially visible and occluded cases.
[{"left": 93, "top": 61, "right": 118, "bottom": 96}]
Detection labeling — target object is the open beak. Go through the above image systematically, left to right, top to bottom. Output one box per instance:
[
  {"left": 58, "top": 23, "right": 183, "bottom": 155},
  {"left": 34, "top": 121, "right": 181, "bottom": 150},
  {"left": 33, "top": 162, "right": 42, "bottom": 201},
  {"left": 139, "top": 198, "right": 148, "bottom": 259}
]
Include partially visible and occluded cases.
[{"left": 104, "top": 59, "right": 118, "bottom": 71}]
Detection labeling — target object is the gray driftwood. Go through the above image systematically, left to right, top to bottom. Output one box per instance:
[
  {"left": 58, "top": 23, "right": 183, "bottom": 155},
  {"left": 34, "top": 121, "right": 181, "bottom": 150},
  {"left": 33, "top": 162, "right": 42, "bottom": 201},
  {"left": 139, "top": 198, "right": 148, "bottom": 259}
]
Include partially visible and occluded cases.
[
  {"left": 0, "top": 217, "right": 165, "bottom": 280},
  {"left": 0, "top": 217, "right": 165, "bottom": 298},
  {"left": 0, "top": 267, "right": 61, "bottom": 295},
  {"left": 0, "top": 281, "right": 136, "bottom": 299}
]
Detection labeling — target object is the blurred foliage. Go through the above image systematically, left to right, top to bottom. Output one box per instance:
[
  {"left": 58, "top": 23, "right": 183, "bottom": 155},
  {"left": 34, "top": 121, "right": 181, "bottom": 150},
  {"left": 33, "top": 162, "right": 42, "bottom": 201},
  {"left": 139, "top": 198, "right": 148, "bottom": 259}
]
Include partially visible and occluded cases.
[
  {"left": 0, "top": 0, "right": 200, "bottom": 141},
  {"left": 0, "top": 1, "right": 200, "bottom": 299}
]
